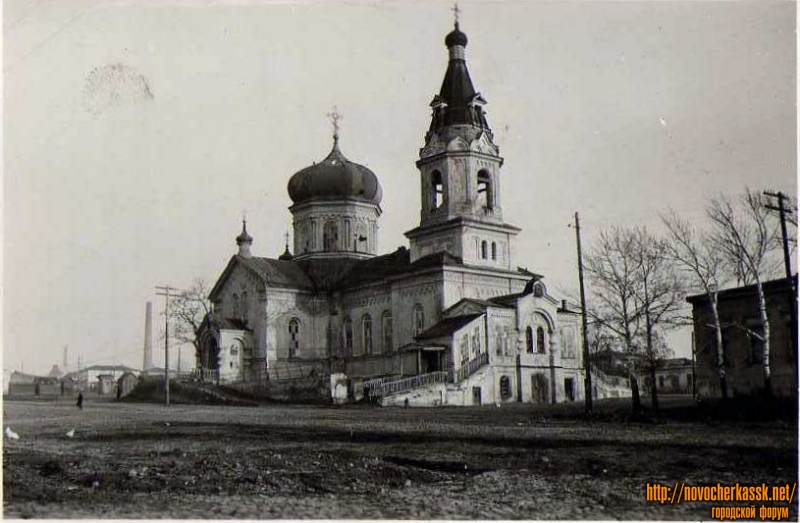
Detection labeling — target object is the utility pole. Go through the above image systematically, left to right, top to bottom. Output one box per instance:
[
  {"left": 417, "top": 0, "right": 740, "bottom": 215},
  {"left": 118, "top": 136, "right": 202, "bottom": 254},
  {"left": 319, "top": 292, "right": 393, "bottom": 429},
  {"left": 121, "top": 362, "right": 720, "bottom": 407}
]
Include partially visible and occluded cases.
[
  {"left": 764, "top": 191, "right": 797, "bottom": 363},
  {"left": 574, "top": 212, "right": 593, "bottom": 413},
  {"left": 155, "top": 285, "right": 175, "bottom": 407}
]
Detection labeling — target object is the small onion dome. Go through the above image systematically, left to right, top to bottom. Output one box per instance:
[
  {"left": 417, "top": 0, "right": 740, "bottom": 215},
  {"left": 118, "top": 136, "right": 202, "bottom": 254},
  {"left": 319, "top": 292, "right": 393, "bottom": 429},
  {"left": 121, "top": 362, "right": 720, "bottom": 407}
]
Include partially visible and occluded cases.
[
  {"left": 445, "top": 23, "right": 468, "bottom": 48},
  {"left": 287, "top": 138, "right": 383, "bottom": 206},
  {"left": 236, "top": 220, "right": 253, "bottom": 244},
  {"left": 278, "top": 245, "right": 293, "bottom": 261}
]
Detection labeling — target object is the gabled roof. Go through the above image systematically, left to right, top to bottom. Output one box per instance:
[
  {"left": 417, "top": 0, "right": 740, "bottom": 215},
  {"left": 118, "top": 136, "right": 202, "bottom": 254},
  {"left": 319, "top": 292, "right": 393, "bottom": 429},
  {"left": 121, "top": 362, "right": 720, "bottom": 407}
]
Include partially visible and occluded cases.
[
  {"left": 210, "top": 255, "right": 316, "bottom": 300},
  {"left": 416, "top": 313, "right": 482, "bottom": 340}
]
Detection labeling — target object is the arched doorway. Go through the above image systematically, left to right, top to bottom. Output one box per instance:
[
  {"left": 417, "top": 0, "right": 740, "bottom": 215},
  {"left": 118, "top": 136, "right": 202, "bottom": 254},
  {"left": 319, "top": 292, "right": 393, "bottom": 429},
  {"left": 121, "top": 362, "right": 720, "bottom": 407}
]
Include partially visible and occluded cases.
[{"left": 531, "top": 374, "right": 549, "bottom": 403}]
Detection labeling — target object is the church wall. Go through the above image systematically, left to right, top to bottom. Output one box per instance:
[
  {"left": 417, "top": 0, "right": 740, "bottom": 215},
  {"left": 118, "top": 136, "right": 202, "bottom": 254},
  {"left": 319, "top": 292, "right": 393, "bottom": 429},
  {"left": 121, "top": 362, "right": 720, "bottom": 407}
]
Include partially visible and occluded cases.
[
  {"left": 441, "top": 267, "right": 527, "bottom": 308},
  {"left": 390, "top": 272, "right": 445, "bottom": 349},
  {"left": 339, "top": 284, "right": 393, "bottom": 357},
  {"left": 265, "top": 288, "right": 328, "bottom": 361}
]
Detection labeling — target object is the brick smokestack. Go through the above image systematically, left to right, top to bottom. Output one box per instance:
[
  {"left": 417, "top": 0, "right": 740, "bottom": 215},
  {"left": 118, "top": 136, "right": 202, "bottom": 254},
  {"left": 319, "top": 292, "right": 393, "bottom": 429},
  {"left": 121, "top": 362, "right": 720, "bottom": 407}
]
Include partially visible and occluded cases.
[{"left": 143, "top": 301, "right": 154, "bottom": 371}]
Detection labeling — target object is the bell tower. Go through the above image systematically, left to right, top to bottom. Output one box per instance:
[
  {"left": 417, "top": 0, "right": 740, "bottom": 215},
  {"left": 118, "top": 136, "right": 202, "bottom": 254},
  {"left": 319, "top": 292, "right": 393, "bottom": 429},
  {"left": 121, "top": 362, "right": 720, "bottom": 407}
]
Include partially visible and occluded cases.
[{"left": 406, "top": 20, "right": 520, "bottom": 270}]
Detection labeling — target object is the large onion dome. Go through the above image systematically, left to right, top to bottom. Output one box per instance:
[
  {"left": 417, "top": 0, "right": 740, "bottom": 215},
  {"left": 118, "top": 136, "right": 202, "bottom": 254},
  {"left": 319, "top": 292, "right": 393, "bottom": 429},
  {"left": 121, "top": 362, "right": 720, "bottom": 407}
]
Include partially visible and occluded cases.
[{"left": 287, "top": 137, "right": 383, "bottom": 206}]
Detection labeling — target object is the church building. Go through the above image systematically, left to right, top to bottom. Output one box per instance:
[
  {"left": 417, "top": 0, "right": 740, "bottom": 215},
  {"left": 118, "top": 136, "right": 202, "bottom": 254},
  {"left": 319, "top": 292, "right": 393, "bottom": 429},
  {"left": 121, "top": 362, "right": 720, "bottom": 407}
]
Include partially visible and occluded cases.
[{"left": 199, "top": 21, "right": 586, "bottom": 406}]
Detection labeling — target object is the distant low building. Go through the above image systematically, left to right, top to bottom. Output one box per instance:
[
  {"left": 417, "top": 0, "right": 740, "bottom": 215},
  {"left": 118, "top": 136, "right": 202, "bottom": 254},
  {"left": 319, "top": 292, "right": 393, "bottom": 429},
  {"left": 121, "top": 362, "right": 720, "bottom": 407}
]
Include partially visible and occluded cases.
[
  {"left": 687, "top": 277, "right": 796, "bottom": 398},
  {"left": 652, "top": 358, "right": 694, "bottom": 395},
  {"left": 67, "top": 365, "right": 139, "bottom": 393}
]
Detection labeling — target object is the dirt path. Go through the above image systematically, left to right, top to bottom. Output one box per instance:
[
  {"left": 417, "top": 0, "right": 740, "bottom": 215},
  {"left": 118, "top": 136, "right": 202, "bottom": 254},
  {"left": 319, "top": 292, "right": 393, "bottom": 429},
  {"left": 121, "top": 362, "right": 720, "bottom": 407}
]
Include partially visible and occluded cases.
[{"left": 3, "top": 399, "right": 797, "bottom": 519}]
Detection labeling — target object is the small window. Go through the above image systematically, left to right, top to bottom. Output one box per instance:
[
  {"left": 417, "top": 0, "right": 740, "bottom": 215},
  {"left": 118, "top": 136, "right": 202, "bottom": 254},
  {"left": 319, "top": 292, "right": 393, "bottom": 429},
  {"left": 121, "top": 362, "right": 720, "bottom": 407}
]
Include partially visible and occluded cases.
[
  {"left": 431, "top": 170, "right": 444, "bottom": 209},
  {"left": 477, "top": 170, "right": 493, "bottom": 209},
  {"left": 323, "top": 220, "right": 339, "bottom": 252},
  {"left": 481, "top": 240, "right": 488, "bottom": 259},
  {"left": 491, "top": 242, "right": 497, "bottom": 261},
  {"left": 240, "top": 291, "right": 248, "bottom": 321},
  {"left": 231, "top": 293, "right": 240, "bottom": 319},
  {"left": 413, "top": 304, "right": 425, "bottom": 337},
  {"left": 382, "top": 311, "right": 393, "bottom": 352},
  {"left": 362, "top": 314, "right": 373, "bottom": 355},
  {"left": 343, "top": 317, "right": 353, "bottom": 356},
  {"left": 288, "top": 318, "right": 300, "bottom": 358},
  {"left": 526, "top": 327, "right": 534, "bottom": 354},
  {"left": 537, "top": 327, "right": 546, "bottom": 354},
  {"left": 500, "top": 375, "right": 512, "bottom": 399}
]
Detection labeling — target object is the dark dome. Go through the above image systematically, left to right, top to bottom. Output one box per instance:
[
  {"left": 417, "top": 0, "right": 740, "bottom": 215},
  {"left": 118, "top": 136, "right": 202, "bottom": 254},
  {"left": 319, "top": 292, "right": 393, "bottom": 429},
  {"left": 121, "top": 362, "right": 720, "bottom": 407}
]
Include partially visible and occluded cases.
[
  {"left": 445, "top": 23, "right": 468, "bottom": 47},
  {"left": 287, "top": 139, "right": 383, "bottom": 205}
]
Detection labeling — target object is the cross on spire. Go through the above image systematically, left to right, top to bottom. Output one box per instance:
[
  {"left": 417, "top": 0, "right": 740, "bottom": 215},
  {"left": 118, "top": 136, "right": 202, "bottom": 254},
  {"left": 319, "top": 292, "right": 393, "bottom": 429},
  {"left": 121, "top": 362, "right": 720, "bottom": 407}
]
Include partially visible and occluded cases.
[
  {"left": 452, "top": 2, "right": 460, "bottom": 26},
  {"left": 326, "top": 106, "right": 342, "bottom": 141},
  {"left": 284, "top": 230, "right": 290, "bottom": 249}
]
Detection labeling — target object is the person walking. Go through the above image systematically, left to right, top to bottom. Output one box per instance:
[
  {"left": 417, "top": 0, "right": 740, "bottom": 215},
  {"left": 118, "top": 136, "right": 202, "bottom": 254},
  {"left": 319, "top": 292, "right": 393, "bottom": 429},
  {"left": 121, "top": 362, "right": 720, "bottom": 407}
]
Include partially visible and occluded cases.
[{"left": 76, "top": 391, "right": 84, "bottom": 409}]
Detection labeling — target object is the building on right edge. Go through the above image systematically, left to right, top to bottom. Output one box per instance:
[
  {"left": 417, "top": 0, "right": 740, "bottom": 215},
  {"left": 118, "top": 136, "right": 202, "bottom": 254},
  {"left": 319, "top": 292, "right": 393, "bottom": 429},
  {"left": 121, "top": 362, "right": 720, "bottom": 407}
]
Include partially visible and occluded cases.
[{"left": 687, "top": 277, "right": 797, "bottom": 398}]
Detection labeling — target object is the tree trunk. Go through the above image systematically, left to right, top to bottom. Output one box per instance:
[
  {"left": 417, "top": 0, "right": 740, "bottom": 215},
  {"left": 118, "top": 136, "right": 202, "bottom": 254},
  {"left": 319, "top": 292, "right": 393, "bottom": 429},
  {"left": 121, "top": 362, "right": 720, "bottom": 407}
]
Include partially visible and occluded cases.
[
  {"left": 756, "top": 279, "right": 772, "bottom": 397},
  {"left": 708, "top": 290, "right": 728, "bottom": 399},
  {"left": 645, "top": 305, "right": 659, "bottom": 411}
]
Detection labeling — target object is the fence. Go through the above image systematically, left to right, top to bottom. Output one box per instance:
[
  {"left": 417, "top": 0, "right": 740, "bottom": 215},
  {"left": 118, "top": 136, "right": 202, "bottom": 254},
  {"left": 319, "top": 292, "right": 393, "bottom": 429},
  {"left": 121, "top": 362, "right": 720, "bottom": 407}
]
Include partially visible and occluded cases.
[{"left": 455, "top": 351, "right": 489, "bottom": 383}]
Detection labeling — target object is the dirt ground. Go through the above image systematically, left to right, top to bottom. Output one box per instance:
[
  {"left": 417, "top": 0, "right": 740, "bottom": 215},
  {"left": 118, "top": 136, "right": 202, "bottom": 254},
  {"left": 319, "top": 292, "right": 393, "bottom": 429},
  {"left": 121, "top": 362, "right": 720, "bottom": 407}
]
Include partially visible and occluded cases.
[{"left": 3, "top": 396, "right": 797, "bottom": 520}]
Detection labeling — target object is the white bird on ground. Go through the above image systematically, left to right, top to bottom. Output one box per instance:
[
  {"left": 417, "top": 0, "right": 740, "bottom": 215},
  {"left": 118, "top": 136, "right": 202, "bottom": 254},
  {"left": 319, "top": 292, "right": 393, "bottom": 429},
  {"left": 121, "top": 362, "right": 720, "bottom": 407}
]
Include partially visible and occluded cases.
[
  {"left": 5, "top": 427, "right": 20, "bottom": 440},
  {"left": 65, "top": 429, "right": 75, "bottom": 438}
]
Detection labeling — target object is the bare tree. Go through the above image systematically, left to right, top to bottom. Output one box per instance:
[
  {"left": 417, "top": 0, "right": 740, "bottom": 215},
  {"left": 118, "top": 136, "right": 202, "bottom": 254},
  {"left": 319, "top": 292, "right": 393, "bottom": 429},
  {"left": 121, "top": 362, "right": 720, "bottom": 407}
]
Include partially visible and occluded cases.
[
  {"left": 707, "top": 189, "right": 781, "bottom": 396},
  {"left": 661, "top": 210, "right": 730, "bottom": 398},
  {"left": 586, "top": 227, "right": 685, "bottom": 411},
  {"left": 585, "top": 228, "right": 644, "bottom": 412},
  {"left": 629, "top": 228, "right": 686, "bottom": 410},
  {"left": 168, "top": 278, "right": 213, "bottom": 372}
]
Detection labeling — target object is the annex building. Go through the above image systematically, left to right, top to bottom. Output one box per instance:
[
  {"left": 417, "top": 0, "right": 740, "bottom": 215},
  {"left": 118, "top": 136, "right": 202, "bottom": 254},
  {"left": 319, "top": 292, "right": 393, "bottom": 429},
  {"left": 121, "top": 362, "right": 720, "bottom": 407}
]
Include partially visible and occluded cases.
[{"left": 198, "top": 22, "right": 586, "bottom": 406}]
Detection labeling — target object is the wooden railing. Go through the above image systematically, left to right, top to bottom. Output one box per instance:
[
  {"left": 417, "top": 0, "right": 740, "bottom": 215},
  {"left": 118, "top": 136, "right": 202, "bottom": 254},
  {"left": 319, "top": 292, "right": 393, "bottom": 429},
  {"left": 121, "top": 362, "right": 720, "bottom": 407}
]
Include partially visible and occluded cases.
[
  {"left": 455, "top": 351, "right": 489, "bottom": 383},
  {"left": 373, "top": 371, "right": 448, "bottom": 398}
]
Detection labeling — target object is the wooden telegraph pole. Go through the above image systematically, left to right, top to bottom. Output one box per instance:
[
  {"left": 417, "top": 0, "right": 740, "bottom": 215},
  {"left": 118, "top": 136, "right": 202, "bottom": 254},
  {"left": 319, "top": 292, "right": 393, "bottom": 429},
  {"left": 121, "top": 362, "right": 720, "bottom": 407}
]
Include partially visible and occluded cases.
[
  {"left": 764, "top": 191, "right": 797, "bottom": 379},
  {"left": 574, "top": 212, "right": 593, "bottom": 413},
  {"left": 155, "top": 285, "right": 175, "bottom": 407}
]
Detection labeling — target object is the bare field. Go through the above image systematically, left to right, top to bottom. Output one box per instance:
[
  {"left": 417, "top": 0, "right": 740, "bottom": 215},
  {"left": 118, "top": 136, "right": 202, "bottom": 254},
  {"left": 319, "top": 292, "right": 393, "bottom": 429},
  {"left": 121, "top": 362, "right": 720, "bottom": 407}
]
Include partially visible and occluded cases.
[{"left": 3, "top": 397, "right": 797, "bottom": 519}]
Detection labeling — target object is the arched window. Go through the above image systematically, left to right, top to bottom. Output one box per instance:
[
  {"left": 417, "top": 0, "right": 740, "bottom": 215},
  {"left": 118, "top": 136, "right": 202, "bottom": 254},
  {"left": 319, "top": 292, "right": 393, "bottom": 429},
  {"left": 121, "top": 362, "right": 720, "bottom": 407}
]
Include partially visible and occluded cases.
[
  {"left": 431, "top": 170, "right": 444, "bottom": 209},
  {"left": 477, "top": 170, "right": 493, "bottom": 209},
  {"left": 323, "top": 220, "right": 339, "bottom": 252},
  {"left": 481, "top": 240, "right": 488, "bottom": 259},
  {"left": 491, "top": 242, "right": 497, "bottom": 261},
  {"left": 533, "top": 282, "right": 544, "bottom": 298},
  {"left": 240, "top": 291, "right": 249, "bottom": 321},
  {"left": 231, "top": 293, "right": 240, "bottom": 319},
  {"left": 412, "top": 304, "right": 425, "bottom": 337},
  {"left": 382, "top": 311, "right": 393, "bottom": 352},
  {"left": 362, "top": 314, "right": 373, "bottom": 355},
  {"left": 343, "top": 317, "right": 353, "bottom": 356},
  {"left": 288, "top": 318, "right": 300, "bottom": 358},
  {"left": 537, "top": 326, "right": 546, "bottom": 354},
  {"left": 526, "top": 327, "right": 534, "bottom": 354},
  {"left": 500, "top": 375, "right": 512, "bottom": 399}
]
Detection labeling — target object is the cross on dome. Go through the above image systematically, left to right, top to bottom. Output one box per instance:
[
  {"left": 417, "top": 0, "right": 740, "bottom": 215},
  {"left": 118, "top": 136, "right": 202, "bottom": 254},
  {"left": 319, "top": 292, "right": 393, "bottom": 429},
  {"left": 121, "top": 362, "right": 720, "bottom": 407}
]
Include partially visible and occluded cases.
[
  {"left": 452, "top": 2, "right": 460, "bottom": 26},
  {"left": 326, "top": 106, "right": 343, "bottom": 141}
]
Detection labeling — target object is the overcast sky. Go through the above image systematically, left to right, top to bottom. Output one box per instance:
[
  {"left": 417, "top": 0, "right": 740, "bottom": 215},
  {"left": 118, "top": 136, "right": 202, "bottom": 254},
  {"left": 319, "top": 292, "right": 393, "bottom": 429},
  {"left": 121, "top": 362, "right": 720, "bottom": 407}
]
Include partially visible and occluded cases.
[{"left": 4, "top": 0, "right": 796, "bottom": 375}]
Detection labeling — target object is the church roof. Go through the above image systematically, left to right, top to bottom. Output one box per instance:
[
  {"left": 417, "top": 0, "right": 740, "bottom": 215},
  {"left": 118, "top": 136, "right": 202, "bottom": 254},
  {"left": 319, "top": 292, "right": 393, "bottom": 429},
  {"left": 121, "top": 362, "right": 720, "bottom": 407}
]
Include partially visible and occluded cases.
[
  {"left": 428, "top": 23, "right": 492, "bottom": 135},
  {"left": 287, "top": 137, "right": 383, "bottom": 206},
  {"left": 239, "top": 256, "right": 316, "bottom": 289},
  {"left": 416, "top": 313, "right": 482, "bottom": 340}
]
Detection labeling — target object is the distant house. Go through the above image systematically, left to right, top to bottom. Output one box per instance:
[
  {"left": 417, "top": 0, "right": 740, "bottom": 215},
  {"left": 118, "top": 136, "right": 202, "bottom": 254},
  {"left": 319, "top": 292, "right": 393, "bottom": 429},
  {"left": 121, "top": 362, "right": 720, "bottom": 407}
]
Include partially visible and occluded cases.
[
  {"left": 687, "top": 277, "right": 796, "bottom": 398},
  {"left": 652, "top": 358, "right": 694, "bottom": 395},
  {"left": 67, "top": 365, "right": 139, "bottom": 393}
]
